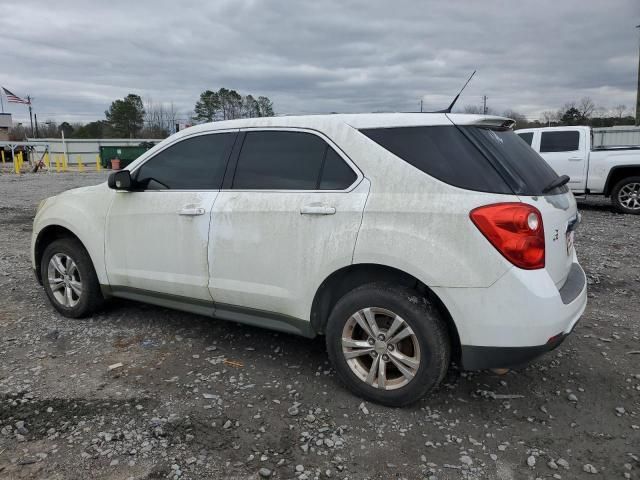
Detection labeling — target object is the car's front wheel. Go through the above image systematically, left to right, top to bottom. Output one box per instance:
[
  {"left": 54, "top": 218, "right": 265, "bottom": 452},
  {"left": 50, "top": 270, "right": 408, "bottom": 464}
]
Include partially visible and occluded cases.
[
  {"left": 41, "top": 237, "right": 104, "bottom": 318},
  {"left": 326, "top": 283, "right": 450, "bottom": 406}
]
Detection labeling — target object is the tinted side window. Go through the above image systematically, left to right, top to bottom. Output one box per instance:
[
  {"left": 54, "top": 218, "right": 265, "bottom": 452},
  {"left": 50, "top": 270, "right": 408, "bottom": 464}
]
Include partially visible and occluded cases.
[
  {"left": 360, "top": 126, "right": 512, "bottom": 194},
  {"left": 233, "top": 131, "right": 327, "bottom": 190},
  {"left": 540, "top": 131, "right": 580, "bottom": 152},
  {"left": 516, "top": 132, "right": 534, "bottom": 146},
  {"left": 135, "top": 133, "right": 236, "bottom": 190},
  {"left": 319, "top": 148, "right": 357, "bottom": 189}
]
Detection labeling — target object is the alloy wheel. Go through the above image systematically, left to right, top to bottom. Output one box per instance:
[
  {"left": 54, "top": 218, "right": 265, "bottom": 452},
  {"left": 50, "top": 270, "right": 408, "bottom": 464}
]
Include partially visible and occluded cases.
[
  {"left": 618, "top": 182, "right": 640, "bottom": 211},
  {"left": 47, "top": 253, "right": 83, "bottom": 308},
  {"left": 341, "top": 307, "right": 421, "bottom": 390}
]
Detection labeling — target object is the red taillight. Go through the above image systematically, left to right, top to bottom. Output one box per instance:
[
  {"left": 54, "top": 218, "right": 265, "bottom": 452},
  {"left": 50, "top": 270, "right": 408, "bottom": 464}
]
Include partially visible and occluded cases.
[{"left": 470, "top": 203, "right": 545, "bottom": 270}]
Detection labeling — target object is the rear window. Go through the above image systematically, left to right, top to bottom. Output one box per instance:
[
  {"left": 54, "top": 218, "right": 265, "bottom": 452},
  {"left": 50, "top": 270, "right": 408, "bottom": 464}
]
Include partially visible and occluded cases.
[
  {"left": 360, "top": 125, "right": 565, "bottom": 196},
  {"left": 360, "top": 126, "right": 512, "bottom": 194},
  {"left": 462, "top": 127, "right": 566, "bottom": 195},
  {"left": 540, "top": 131, "right": 580, "bottom": 152},
  {"left": 516, "top": 132, "right": 534, "bottom": 146}
]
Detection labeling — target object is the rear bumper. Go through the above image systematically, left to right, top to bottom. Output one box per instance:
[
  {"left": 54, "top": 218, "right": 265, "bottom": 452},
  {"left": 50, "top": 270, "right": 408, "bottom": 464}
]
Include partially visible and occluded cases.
[
  {"left": 433, "top": 255, "right": 587, "bottom": 370},
  {"left": 461, "top": 331, "right": 569, "bottom": 370}
]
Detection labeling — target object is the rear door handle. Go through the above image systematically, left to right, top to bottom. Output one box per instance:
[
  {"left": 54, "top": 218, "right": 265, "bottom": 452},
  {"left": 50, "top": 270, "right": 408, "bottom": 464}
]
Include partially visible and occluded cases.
[
  {"left": 300, "top": 205, "right": 336, "bottom": 215},
  {"left": 179, "top": 206, "right": 206, "bottom": 216}
]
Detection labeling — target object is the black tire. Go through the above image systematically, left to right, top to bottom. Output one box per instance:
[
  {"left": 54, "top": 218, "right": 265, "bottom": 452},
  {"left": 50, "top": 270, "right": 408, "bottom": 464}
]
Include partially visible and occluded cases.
[
  {"left": 610, "top": 176, "right": 640, "bottom": 214},
  {"left": 41, "top": 237, "right": 104, "bottom": 318},
  {"left": 326, "top": 283, "right": 450, "bottom": 407}
]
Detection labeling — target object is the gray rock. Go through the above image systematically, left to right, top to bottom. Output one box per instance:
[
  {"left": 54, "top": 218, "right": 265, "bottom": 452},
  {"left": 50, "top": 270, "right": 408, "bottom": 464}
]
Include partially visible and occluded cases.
[
  {"left": 288, "top": 406, "right": 299, "bottom": 416},
  {"left": 460, "top": 455, "right": 473, "bottom": 466},
  {"left": 527, "top": 455, "right": 536, "bottom": 467},
  {"left": 583, "top": 464, "right": 598, "bottom": 474},
  {"left": 258, "top": 467, "right": 272, "bottom": 478}
]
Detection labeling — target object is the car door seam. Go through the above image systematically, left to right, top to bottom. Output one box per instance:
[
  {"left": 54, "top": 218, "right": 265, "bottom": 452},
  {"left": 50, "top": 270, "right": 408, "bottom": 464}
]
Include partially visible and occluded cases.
[{"left": 351, "top": 177, "right": 371, "bottom": 264}]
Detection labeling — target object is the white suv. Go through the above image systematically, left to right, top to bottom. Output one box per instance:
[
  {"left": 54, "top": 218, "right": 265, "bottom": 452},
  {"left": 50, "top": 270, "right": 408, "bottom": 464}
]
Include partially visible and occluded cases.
[{"left": 32, "top": 113, "right": 587, "bottom": 406}]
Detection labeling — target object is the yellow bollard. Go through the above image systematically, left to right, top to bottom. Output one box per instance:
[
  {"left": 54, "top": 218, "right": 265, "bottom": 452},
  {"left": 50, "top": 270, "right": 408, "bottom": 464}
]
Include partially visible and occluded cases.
[
  {"left": 1, "top": 150, "right": 5, "bottom": 169},
  {"left": 14, "top": 152, "right": 20, "bottom": 174},
  {"left": 44, "top": 152, "right": 50, "bottom": 169},
  {"left": 62, "top": 154, "right": 68, "bottom": 172},
  {"left": 96, "top": 154, "right": 102, "bottom": 171},
  {"left": 55, "top": 155, "right": 61, "bottom": 173},
  {"left": 76, "top": 155, "right": 84, "bottom": 172}
]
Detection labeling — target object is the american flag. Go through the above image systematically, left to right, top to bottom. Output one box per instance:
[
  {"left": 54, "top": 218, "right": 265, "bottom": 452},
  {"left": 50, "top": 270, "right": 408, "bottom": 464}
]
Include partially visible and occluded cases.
[{"left": 2, "top": 87, "right": 30, "bottom": 104}]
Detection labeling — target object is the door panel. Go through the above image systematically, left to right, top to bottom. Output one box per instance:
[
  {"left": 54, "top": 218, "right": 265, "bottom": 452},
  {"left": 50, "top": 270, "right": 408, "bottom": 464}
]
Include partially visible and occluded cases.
[
  {"left": 538, "top": 130, "right": 587, "bottom": 189},
  {"left": 104, "top": 131, "right": 237, "bottom": 301},
  {"left": 208, "top": 180, "right": 369, "bottom": 320},
  {"left": 105, "top": 191, "right": 218, "bottom": 300}
]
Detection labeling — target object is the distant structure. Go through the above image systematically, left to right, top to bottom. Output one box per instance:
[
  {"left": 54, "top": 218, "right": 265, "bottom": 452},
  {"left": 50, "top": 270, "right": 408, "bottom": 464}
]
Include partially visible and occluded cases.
[{"left": 0, "top": 113, "right": 11, "bottom": 141}]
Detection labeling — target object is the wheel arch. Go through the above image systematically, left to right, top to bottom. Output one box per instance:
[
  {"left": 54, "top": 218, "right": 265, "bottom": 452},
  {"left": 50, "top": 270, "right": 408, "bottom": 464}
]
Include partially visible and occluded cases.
[
  {"left": 603, "top": 165, "right": 640, "bottom": 196},
  {"left": 34, "top": 225, "right": 86, "bottom": 284},
  {"left": 310, "top": 263, "right": 461, "bottom": 360}
]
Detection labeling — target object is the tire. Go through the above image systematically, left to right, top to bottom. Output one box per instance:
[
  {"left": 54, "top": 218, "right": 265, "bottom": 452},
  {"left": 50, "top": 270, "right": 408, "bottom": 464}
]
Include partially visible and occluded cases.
[
  {"left": 611, "top": 176, "right": 640, "bottom": 214},
  {"left": 41, "top": 237, "right": 104, "bottom": 318},
  {"left": 326, "top": 283, "right": 450, "bottom": 407}
]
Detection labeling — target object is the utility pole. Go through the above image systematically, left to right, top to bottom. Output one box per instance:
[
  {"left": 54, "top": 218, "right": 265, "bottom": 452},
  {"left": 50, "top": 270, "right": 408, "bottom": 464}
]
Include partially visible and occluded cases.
[
  {"left": 636, "top": 25, "right": 640, "bottom": 126},
  {"left": 27, "top": 95, "right": 34, "bottom": 137},
  {"left": 482, "top": 95, "right": 488, "bottom": 115},
  {"left": 420, "top": 99, "right": 423, "bottom": 113},
  {"left": 34, "top": 113, "right": 39, "bottom": 138}
]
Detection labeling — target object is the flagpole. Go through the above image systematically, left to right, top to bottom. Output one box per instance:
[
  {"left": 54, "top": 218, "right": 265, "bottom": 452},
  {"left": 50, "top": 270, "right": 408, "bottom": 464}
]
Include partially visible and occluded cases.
[{"left": 0, "top": 88, "right": 4, "bottom": 113}]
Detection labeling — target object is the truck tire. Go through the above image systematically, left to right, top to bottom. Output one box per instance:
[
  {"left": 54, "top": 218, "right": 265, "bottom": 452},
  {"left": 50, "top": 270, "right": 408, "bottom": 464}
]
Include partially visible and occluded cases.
[
  {"left": 611, "top": 176, "right": 640, "bottom": 214},
  {"left": 41, "top": 237, "right": 105, "bottom": 318},
  {"left": 325, "top": 283, "right": 450, "bottom": 407}
]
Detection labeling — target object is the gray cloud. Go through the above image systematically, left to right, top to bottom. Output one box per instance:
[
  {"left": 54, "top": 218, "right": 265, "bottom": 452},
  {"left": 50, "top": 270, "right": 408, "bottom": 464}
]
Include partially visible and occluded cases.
[{"left": 1, "top": 0, "right": 638, "bottom": 124}]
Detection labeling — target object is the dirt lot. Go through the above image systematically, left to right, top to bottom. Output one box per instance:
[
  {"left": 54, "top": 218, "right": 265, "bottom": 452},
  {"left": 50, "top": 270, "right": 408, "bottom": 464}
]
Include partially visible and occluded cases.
[{"left": 0, "top": 172, "right": 638, "bottom": 480}]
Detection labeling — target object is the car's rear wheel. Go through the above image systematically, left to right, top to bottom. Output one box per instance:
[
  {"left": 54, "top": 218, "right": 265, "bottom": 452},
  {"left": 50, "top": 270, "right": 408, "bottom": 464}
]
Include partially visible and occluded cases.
[
  {"left": 611, "top": 176, "right": 640, "bottom": 214},
  {"left": 41, "top": 238, "right": 104, "bottom": 318},
  {"left": 326, "top": 283, "right": 450, "bottom": 406}
]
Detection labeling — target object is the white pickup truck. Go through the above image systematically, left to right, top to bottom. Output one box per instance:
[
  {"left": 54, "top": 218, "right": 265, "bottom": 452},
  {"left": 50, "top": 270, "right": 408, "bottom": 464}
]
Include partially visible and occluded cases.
[{"left": 516, "top": 126, "right": 640, "bottom": 214}]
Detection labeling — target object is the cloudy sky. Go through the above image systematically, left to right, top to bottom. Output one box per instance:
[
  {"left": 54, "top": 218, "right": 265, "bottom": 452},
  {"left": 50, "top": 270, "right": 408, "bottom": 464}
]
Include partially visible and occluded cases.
[{"left": 1, "top": 0, "right": 638, "bottom": 125}]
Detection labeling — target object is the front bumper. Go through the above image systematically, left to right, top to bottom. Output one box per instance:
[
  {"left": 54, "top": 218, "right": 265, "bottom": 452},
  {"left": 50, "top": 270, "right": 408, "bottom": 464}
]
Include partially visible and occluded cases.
[{"left": 433, "top": 257, "right": 587, "bottom": 370}]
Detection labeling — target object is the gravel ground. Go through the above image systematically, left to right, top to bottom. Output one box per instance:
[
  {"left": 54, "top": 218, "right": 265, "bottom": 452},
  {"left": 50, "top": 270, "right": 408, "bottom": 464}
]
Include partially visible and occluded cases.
[{"left": 0, "top": 172, "right": 638, "bottom": 480}]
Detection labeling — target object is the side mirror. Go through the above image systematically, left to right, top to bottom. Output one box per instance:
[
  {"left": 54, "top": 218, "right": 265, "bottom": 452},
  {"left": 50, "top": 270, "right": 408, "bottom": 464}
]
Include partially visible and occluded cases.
[{"left": 108, "top": 170, "right": 133, "bottom": 191}]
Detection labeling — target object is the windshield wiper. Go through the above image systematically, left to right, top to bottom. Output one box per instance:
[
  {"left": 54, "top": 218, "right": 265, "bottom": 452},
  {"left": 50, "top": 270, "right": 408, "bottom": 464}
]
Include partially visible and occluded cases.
[{"left": 542, "top": 174, "right": 570, "bottom": 193}]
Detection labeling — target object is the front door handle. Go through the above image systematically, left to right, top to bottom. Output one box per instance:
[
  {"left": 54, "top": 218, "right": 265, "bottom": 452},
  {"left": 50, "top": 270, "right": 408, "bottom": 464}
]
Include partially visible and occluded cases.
[
  {"left": 568, "top": 157, "right": 583, "bottom": 161},
  {"left": 300, "top": 204, "right": 336, "bottom": 215},
  {"left": 179, "top": 206, "right": 206, "bottom": 216}
]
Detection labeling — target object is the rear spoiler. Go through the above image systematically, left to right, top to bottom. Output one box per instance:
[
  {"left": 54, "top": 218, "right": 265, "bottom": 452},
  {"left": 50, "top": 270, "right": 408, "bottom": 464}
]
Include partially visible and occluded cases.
[{"left": 445, "top": 114, "right": 515, "bottom": 130}]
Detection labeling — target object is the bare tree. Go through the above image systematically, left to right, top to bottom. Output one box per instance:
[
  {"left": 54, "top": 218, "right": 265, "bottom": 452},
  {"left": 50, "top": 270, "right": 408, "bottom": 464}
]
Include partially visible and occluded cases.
[
  {"left": 142, "top": 97, "right": 178, "bottom": 138},
  {"left": 576, "top": 97, "right": 596, "bottom": 119},
  {"left": 612, "top": 104, "right": 627, "bottom": 118},
  {"left": 463, "top": 105, "right": 484, "bottom": 114},
  {"left": 541, "top": 110, "right": 558, "bottom": 126}
]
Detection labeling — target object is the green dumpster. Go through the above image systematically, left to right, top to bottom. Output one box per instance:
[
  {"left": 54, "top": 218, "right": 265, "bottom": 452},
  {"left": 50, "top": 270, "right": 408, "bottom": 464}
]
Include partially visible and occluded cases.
[{"left": 99, "top": 145, "right": 155, "bottom": 169}]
